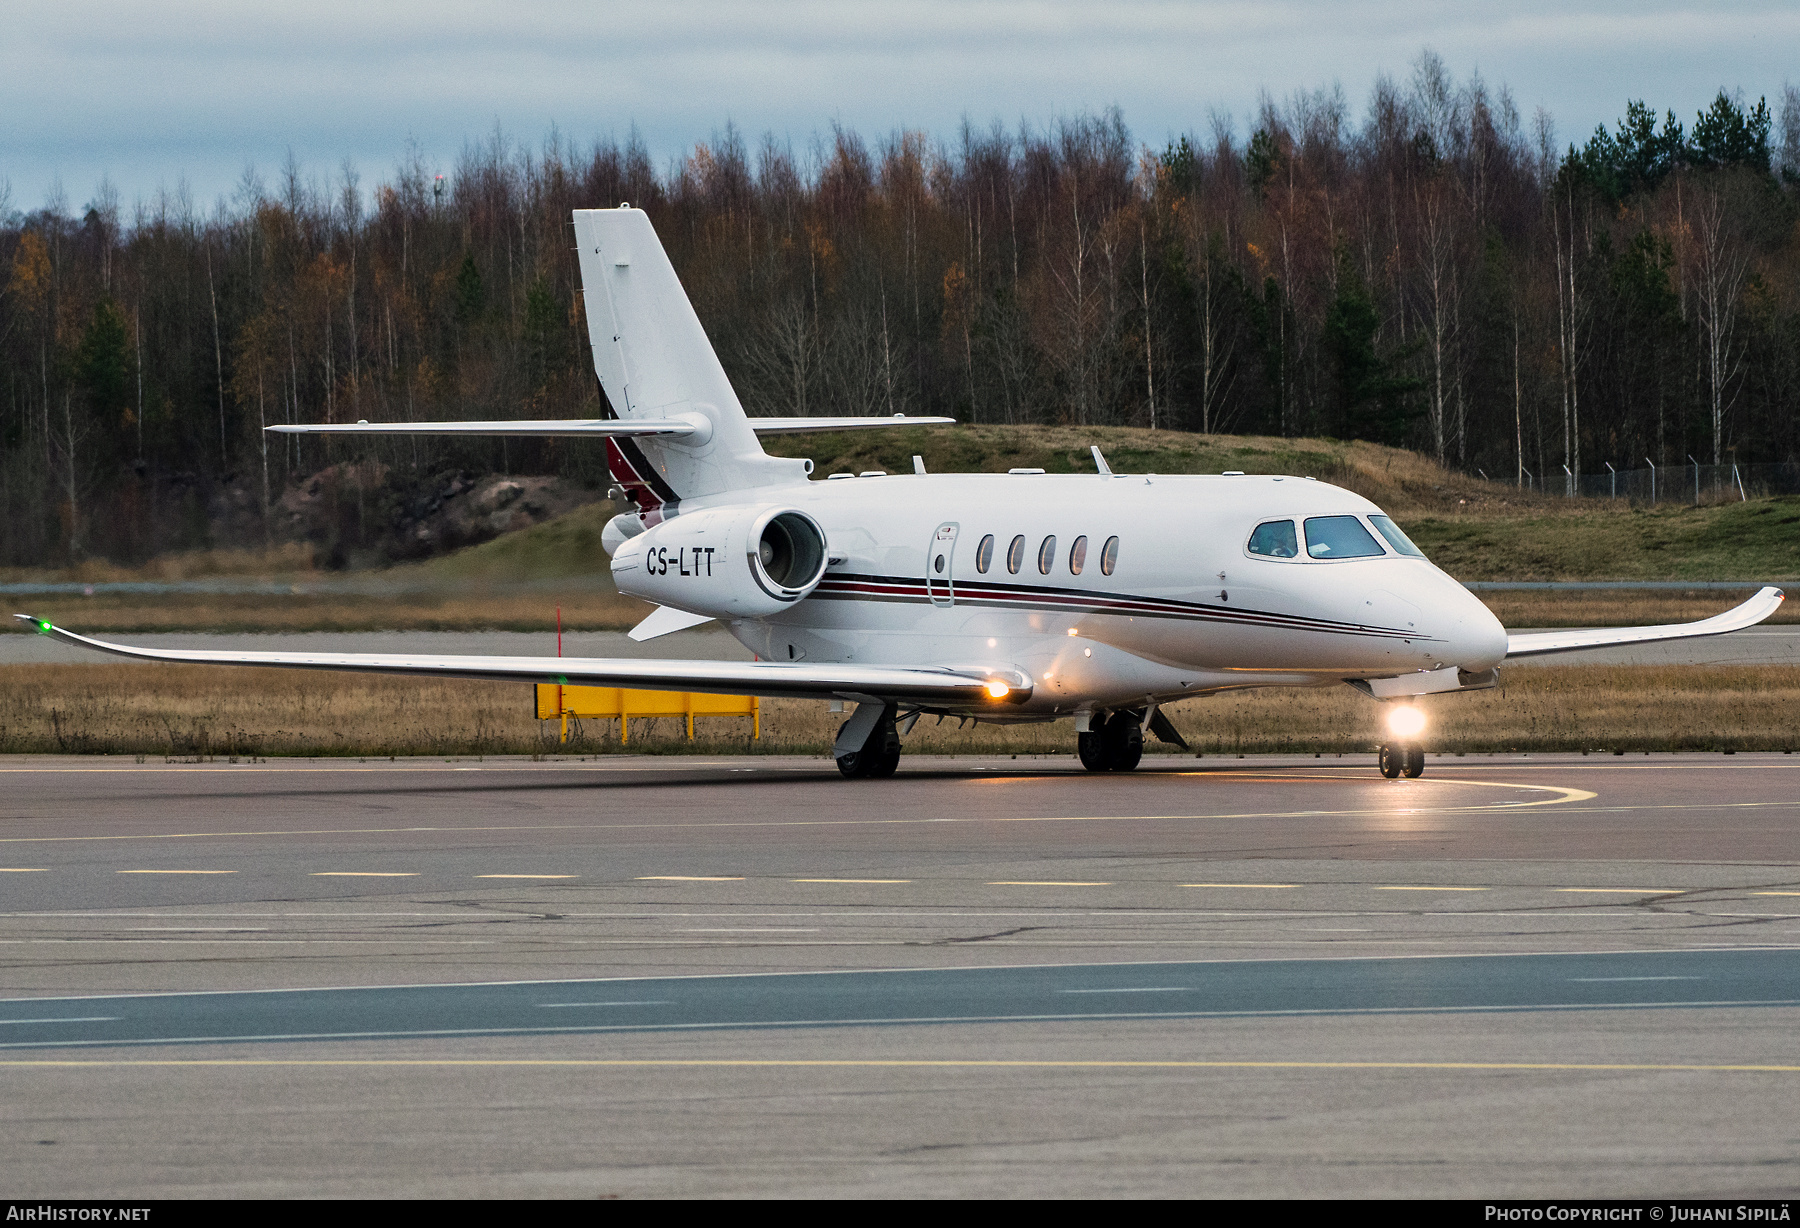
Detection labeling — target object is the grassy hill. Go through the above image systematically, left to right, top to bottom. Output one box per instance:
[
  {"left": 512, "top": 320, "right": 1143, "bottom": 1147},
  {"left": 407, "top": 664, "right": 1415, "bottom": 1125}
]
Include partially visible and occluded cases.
[
  {"left": 5, "top": 424, "right": 1792, "bottom": 631},
  {"left": 774, "top": 424, "right": 1798, "bottom": 583}
]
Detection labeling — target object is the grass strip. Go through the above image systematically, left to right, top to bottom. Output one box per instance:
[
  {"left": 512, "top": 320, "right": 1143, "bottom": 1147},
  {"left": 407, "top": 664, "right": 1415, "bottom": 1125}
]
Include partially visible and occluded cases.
[{"left": 1, "top": 663, "right": 1794, "bottom": 758}]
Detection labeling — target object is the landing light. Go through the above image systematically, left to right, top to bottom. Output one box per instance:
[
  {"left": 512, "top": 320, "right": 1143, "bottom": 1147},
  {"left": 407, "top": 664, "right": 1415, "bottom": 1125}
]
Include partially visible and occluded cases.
[
  {"left": 985, "top": 680, "right": 1010, "bottom": 699},
  {"left": 1386, "top": 705, "right": 1427, "bottom": 739}
]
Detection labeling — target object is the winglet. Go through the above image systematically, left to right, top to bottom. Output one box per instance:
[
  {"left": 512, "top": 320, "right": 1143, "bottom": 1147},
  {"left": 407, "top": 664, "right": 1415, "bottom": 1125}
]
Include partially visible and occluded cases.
[
  {"left": 1504, "top": 586, "right": 1786, "bottom": 659},
  {"left": 13, "top": 614, "right": 52, "bottom": 635}
]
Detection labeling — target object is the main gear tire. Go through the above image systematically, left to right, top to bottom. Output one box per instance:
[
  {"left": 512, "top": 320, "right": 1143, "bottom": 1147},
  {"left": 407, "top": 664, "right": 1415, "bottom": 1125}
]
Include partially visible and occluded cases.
[
  {"left": 1102, "top": 711, "right": 1144, "bottom": 772},
  {"left": 835, "top": 712, "right": 901, "bottom": 779}
]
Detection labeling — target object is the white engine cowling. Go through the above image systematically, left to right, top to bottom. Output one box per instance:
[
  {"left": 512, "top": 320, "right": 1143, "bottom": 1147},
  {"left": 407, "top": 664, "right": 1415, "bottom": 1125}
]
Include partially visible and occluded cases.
[{"left": 610, "top": 504, "right": 829, "bottom": 618}]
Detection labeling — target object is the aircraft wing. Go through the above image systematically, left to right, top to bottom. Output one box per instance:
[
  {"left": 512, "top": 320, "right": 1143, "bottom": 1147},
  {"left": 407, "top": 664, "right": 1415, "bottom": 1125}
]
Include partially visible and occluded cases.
[
  {"left": 1502, "top": 586, "right": 1785, "bottom": 659},
  {"left": 12, "top": 616, "right": 1029, "bottom": 705}
]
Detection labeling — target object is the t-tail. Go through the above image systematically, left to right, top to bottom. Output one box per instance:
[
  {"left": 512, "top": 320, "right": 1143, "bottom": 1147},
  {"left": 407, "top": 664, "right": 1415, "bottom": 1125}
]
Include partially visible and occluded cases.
[
  {"left": 264, "top": 205, "right": 951, "bottom": 519},
  {"left": 574, "top": 207, "right": 801, "bottom": 512}
]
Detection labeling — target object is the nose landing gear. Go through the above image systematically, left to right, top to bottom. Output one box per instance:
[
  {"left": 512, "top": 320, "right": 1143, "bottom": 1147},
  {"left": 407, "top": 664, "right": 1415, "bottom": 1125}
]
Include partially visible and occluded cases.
[{"left": 1378, "top": 743, "right": 1425, "bottom": 779}]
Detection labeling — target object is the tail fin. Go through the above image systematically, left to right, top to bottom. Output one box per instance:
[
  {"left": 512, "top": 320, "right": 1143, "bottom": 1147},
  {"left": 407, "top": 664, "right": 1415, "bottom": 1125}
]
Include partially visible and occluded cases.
[{"left": 574, "top": 207, "right": 801, "bottom": 505}]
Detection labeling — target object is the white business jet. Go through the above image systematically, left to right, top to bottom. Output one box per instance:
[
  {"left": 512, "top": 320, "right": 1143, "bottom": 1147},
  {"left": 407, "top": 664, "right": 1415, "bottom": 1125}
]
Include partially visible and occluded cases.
[{"left": 16, "top": 208, "right": 1785, "bottom": 779}]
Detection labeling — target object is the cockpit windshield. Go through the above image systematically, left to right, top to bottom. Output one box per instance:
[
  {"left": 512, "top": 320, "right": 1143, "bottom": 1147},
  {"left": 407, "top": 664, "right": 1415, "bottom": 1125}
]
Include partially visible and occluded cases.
[
  {"left": 1368, "top": 514, "right": 1426, "bottom": 557},
  {"left": 1302, "top": 515, "right": 1385, "bottom": 559},
  {"left": 1247, "top": 520, "right": 1299, "bottom": 558}
]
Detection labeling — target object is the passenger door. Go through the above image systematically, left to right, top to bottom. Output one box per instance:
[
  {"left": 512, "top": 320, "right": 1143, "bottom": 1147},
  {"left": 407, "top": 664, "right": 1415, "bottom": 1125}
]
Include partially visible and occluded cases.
[{"left": 925, "top": 522, "right": 959, "bottom": 607}]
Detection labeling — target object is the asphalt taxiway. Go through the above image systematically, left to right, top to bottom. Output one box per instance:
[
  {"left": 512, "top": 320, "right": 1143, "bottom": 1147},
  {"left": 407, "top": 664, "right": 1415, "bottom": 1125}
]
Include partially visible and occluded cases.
[{"left": 3, "top": 753, "right": 1799, "bottom": 1197}]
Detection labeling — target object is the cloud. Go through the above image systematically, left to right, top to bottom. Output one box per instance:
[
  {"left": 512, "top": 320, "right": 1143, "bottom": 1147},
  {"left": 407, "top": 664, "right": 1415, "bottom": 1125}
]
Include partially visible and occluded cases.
[{"left": 5, "top": 1, "right": 1795, "bottom": 209}]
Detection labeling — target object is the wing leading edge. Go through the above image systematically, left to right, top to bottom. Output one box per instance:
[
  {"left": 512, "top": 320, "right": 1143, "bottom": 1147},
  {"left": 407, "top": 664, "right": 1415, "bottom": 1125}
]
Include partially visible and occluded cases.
[
  {"left": 1502, "top": 586, "right": 1784, "bottom": 659},
  {"left": 12, "top": 616, "right": 1029, "bottom": 706}
]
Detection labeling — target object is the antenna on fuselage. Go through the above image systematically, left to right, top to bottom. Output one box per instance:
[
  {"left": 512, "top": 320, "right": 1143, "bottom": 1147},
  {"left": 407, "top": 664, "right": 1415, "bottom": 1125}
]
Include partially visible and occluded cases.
[
  {"left": 1091, "top": 445, "right": 1112, "bottom": 477},
  {"left": 913, "top": 455, "right": 927, "bottom": 475}
]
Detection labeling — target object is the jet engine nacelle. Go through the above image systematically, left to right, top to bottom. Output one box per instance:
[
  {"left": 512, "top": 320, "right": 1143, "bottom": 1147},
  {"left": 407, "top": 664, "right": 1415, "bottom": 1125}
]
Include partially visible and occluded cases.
[{"left": 611, "top": 504, "right": 830, "bottom": 618}]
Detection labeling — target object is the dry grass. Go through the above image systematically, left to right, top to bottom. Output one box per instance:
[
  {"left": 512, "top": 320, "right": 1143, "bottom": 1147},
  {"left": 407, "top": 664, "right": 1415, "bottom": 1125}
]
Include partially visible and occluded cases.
[
  {"left": 0, "top": 542, "right": 323, "bottom": 585},
  {"left": 1475, "top": 589, "right": 1798, "bottom": 628},
  {"left": 4, "top": 590, "right": 649, "bottom": 633},
  {"left": 3, "top": 663, "right": 1794, "bottom": 758}
]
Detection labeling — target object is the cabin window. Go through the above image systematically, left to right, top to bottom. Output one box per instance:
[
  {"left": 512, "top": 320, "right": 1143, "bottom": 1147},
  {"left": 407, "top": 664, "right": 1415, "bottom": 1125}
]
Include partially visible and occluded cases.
[
  {"left": 1303, "top": 515, "right": 1385, "bottom": 559},
  {"left": 1369, "top": 515, "right": 1425, "bottom": 557},
  {"left": 1247, "top": 520, "right": 1299, "bottom": 558},
  {"left": 975, "top": 534, "right": 995, "bottom": 573},
  {"left": 1006, "top": 535, "right": 1026, "bottom": 574},
  {"left": 1037, "top": 535, "right": 1057, "bottom": 575},
  {"left": 1069, "top": 535, "right": 1088, "bottom": 575},
  {"left": 1100, "top": 536, "right": 1120, "bottom": 575}
]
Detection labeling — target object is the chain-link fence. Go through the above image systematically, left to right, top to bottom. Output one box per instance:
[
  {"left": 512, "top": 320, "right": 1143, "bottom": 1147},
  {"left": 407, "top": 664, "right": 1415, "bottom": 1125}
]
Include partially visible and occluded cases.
[{"left": 1504, "top": 461, "right": 1800, "bottom": 504}]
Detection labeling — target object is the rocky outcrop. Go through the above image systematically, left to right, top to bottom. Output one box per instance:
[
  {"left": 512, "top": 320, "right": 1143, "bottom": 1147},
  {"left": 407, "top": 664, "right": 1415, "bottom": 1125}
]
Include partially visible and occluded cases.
[{"left": 210, "top": 464, "right": 602, "bottom": 569}]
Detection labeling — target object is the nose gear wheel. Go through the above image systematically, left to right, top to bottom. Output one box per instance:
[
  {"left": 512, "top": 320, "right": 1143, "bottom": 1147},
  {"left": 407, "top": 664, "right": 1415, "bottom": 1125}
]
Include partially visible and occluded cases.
[{"left": 1378, "top": 743, "right": 1425, "bottom": 779}]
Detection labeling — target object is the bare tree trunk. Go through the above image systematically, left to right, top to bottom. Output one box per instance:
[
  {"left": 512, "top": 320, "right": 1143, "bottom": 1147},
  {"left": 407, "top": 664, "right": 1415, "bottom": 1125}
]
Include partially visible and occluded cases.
[
  {"left": 1415, "top": 182, "right": 1459, "bottom": 465},
  {"left": 1551, "top": 184, "right": 1582, "bottom": 493},
  {"left": 1694, "top": 193, "right": 1748, "bottom": 467},
  {"left": 1139, "top": 219, "right": 1155, "bottom": 429},
  {"left": 207, "top": 245, "right": 226, "bottom": 466},
  {"left": 347, "top": 247, "right": 358, "bottom": 418},
  {"left": 880, "top": 276, "right": 896, "bottom": 415},
  {"left": 323, "top": 292, "right": 335, "bottom": 424},
  {"left": 134, "top": 310, "right": 143, "bottom": 461},
  {"left": 1513, "top": 314, "right": 1523, "bottom": 487},
  {"left": 288, "top": 322, "right": 300, "bottom": 474},
  {"left": 258, "top": 365, "right": 270, "bottom": 530},
  {"left": 58, "top": 391, "right": 81, "bottom": 558}
]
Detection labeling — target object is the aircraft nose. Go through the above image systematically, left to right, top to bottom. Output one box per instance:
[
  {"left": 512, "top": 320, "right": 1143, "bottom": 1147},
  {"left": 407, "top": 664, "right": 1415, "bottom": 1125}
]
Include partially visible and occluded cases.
[{"left": 1444, "top": 580, "right": 1507, "bottom": 669}]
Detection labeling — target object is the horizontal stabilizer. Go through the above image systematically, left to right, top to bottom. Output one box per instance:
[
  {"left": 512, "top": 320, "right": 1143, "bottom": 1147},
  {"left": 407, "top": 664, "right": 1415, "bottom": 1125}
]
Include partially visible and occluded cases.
[
  {"left": 265, "top": 415, "right": 952, "bottom": 439},
  {"left": 748, "top": 416, "right": 954, "bottom": 434},
  {"left": 266, "top": 419, "right": 700, "bottom": 438},
  {"left": 1503, "top": 586, "right": 1784, "bottom": 659},
  {"left": 13, "top": 616, "right": 1031, "bottom": 706}
]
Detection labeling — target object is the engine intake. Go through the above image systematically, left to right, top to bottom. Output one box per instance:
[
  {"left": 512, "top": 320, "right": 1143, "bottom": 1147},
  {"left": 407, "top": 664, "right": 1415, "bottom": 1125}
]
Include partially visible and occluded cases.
[{"left": 751, "top": 511, "right": 828, "bottom": 600}]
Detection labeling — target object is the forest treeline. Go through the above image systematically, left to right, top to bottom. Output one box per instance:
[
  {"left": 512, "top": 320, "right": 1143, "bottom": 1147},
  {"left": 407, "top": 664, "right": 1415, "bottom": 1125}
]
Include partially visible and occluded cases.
[{"left": 4, "top": 52, "right": 1800, "bottom": 566}]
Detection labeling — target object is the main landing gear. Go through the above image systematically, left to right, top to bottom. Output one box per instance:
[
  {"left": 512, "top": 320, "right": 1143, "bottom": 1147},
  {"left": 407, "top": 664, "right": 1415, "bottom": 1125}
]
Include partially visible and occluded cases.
[
  {"left": 836, "top": 704, "right": 901, "bottom": 779},
  {"left": 1078, "top": 710, "right": 1145, "bottom": 772},
  {"left": 1378, "top": 743, "right": 1425, "bottom": 779}
]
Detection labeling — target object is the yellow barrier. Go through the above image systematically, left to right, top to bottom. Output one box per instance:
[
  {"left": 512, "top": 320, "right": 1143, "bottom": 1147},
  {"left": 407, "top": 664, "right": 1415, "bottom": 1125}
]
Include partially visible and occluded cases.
[{"left": 534, "top": 684, "right": 759, "bottom": 743}]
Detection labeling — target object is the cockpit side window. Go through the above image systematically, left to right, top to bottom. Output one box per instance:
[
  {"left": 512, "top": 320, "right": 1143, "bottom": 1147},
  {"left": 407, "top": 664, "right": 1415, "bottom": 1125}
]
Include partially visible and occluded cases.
[
  {"left": 1369, "top": 514, "right": 1426, "bottom": 557},
  {"left": 1303, "top": 515, "right": 1386, "bottom": 559},
  {"left": 1247, "top": 520, "right": 1299, "bottom": 559}
]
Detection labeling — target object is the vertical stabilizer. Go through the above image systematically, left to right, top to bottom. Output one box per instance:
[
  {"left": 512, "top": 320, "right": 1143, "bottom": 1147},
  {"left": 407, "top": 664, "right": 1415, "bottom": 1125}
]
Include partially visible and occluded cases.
[{"left": 574, "top": 209, "right": 803, "bottom": 509}]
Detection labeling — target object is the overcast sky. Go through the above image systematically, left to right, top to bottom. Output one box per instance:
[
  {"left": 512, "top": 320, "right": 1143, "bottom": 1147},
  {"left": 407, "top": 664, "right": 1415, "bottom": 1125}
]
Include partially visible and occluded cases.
[{"left": 4, "top": 1, "right": 1795, "bottom": 217}]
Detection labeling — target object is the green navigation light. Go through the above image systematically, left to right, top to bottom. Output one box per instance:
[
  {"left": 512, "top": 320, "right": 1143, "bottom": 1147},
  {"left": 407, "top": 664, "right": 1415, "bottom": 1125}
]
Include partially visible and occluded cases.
[{"left": 37, "top": 620, "right": 51, "bottom": 634}]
